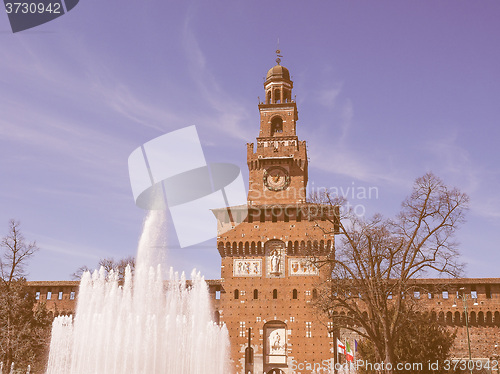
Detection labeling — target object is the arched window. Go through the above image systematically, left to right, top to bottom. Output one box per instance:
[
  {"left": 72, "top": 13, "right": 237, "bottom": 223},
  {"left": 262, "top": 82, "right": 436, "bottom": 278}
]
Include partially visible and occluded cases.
[
  {"left": 274, "top": 89, "right": 281, "bottom": 103},
  {"left": 271, "top": 117, "right": 283, "bottom": 135},
  {"left": 234, "top": 289, "right": 239, "bottom": 299},
  {"left": 254, "top": 289, "right": 258, "bottom": 300},
  {"left": 273, "top": 289, "right": 278, "bottom": 299},
  {"left": 292, "top": 289, "right": 298, "bottom": 299},
  {"left": 312, "top": 289, "right": 318, "bottom": 300},
  {"left": 431, "top": 311, "right": 437, "bottom": 321},
  {"left": 446, "top": 311, "right": 453, "bottom": 326},
  {"left": 470, "top": 311, "right": 477, "bottom": 326},
  {"left": 478, "top": 311, "right": 485, "bottom": 326},
  {"left": 486, "top": 311, "right": 493, "bottom": 325},
  {"left": 263, "top": 320, "right": 287, "bottom": 367}
]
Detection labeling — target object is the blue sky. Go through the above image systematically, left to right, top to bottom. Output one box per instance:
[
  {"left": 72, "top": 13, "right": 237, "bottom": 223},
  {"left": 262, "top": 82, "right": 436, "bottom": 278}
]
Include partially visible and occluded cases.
[{"left": 1, "top": 0, "right": 499, "bottom": 280}]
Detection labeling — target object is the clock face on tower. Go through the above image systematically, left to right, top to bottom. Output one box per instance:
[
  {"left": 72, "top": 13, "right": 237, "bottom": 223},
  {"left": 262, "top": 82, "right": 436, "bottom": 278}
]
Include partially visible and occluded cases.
[{"left": 263, "top": 166, "right": 290, "bottom": 191}]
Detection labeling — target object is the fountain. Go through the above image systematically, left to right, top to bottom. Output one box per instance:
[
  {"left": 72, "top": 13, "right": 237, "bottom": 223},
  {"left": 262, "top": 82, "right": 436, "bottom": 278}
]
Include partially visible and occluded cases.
[{"left": 45, "top": 211, "right": 230, "bottom": 374}]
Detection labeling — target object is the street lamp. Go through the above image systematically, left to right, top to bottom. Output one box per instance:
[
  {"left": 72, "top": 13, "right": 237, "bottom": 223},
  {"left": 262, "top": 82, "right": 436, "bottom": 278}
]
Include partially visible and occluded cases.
[
  {"left": 453, "top": 287, "right": 477, "bottom": 373},
  {"left": 327, "top": 308, "right": 337, "bottom": 374},
  {"left": 491, "top": 343, "right": 499, "bottom": 374}
]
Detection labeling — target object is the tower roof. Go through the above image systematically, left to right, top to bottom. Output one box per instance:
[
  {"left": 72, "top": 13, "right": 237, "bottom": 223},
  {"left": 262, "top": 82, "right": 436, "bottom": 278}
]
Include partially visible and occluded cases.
[{"left": 265, "top": 64, "right": 291, "bottom": 82}]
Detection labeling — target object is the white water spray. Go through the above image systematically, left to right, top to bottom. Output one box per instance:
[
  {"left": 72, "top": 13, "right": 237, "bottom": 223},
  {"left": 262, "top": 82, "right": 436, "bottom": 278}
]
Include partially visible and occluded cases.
[{"left": 46, "top": 211, "right": 230, "bottom": 374}]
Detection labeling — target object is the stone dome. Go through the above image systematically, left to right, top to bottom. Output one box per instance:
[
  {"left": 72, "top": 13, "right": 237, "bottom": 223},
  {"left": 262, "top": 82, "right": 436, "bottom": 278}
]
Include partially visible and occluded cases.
[{"left": 266, "top": 64, "right": 291, "bottom": 82}]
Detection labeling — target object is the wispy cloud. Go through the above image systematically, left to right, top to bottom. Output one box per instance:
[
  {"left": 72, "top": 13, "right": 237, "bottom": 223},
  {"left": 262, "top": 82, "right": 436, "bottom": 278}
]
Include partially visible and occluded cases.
[
  {"left": 181, "top": 14, "right": 254, "bottom": 143},
  {"left": 304, "top": 84, "right": 408, "bottom": 186},
  {"left": 317, "top": 85, "right": 342, "bottom": 109},
  {"left": 422, "top": 133, "right": 481, "bottom": 192},
  {"left": 34, "top": 234, "right": 103, "bottom": 260}
]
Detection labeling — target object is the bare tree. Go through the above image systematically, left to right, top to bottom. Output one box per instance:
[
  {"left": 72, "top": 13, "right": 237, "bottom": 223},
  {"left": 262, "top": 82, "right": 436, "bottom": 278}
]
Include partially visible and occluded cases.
[
  {"left": 310, "top": 173, "right": 469, "bottom": 373},
  {"left": 0, "top": 219, "right": 38, "bottom": 287},
  {"left": 0, "top": 220, "right": 51, "bottom": 372},
  {"left": 71, "top": 256, "right": 135, "bottom": 281}
]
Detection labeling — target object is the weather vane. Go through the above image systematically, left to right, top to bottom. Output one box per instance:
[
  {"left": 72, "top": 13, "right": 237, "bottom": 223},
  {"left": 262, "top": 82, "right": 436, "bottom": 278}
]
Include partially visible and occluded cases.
[{"left": 276, "top": 38, "right": 282, "bottom": 65}]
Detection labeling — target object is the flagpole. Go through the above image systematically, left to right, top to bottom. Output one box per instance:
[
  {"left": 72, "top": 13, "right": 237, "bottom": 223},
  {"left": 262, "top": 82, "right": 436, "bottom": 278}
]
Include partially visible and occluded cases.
[
  {"left": 346, "top": 339, "right": 350, "bottom": 374},
  {"left": 355, "top": 340, "right": 358, "bottom": 374},
  {"left": 336, "top": 346, "right": 339, "bottom": 374}
]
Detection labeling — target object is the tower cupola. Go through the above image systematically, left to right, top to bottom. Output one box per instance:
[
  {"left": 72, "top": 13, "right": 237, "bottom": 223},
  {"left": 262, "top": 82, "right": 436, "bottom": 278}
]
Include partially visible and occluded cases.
[{"left": 264, "top": 52, "right": 293, "bottom": 104}]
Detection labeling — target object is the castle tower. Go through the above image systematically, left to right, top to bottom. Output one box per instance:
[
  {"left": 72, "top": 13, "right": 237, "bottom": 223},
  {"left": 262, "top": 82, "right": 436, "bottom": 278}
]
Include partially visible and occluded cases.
[
  {"left": 214, "top": 55, "right": 338, "bottom": 374},
  {"left": 247, "top": 57, "right": 307, "bottom": 205}
]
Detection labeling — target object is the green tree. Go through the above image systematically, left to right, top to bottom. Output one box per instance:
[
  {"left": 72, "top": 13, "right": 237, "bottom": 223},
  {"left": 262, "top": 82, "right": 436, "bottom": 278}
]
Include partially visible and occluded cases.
[
  {"left": 0, "top": 219, "right": 52, "bottom": 373},
  {"left": 358, "top": 311, "right": 456, "bottom": 374}
]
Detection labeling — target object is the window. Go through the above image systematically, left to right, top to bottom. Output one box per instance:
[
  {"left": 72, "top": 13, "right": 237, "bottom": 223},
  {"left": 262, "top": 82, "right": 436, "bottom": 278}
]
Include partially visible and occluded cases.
[
  {"left": 274, "top": 89, "right": 281, "bottom": 104},
  {"left": 271, "top": 117, "right": 283, "bottom": 135},
  {"left": 471, "top": 284, "right": 477, "bottom": 299},
  {"left": 486, "top": 285, "right": 492, "bottom": 299},
  {"left": 234, "top": 289, "right": 239, "bottom": 299},
  {"left": 253, "top": 289, "right": 258, "bottom": 300},
  {"left": 273, "top": 289, "right": 278, "bottom": 299},
  {"left": 292, "top": 289, "right": 298, "bottom": 299},
  {"left": 312, "top": 289, "right": 318, "bottom": 299},
  {"left": 305, "top": 290, "right": 311, "bottom": 296},
  {"left": 35, "top": 291, "right": 40, "bottom": 300},
  {"left": 47, "top": 291, "right": 52, "bottom": 300},
  {"left": 58, "top": 291, "right": 63, "bottom": 300},
  {"left": 70, "top": 291, "right": 75, "bottom": 300},
  {"left": 215, "top": 291, "right": 221, "bottom": 300},
  {"left": 414, "top": 291, "right": 420, "bottom": 299},
  {"left": 442, "top": 291, "right": 449, "bottom": 299},
  {"left": 387, "top": 292, "right": 393, "bottom": 300},
  {"left": 428, "top": 292, "right": 433, "bottom": 299},
  {"left": 256, "top": 316, "right": 261, "bottom": 322},
  {"left": 290, "top": 316, "right": 295, "bottom": 322},
  {"left": 239, "top": 322, "right": 246, "bottom": 337},
  {"left": 305, "top": 322, "right": 312, "bottom": 338},
  {"left": 327, "top": 322, "right": 334, "bottom": 338}
]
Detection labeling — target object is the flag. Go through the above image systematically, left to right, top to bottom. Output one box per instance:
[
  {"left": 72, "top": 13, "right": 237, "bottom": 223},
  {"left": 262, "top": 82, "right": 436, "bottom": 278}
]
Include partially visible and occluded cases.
[
  {"left": 337, "top": 338, "right": 345, "bottom": 355},
  {"left": 355, "top": 339, "right": 358, "bottom": 353},
  {"left": 346, "top": 341, "right": 354, "bottom": 362}
]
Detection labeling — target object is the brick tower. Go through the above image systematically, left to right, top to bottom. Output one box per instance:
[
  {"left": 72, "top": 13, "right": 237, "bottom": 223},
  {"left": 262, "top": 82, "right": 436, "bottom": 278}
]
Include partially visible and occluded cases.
[{"left": 214, "top": 55, "right": 338, "bottom": 374}]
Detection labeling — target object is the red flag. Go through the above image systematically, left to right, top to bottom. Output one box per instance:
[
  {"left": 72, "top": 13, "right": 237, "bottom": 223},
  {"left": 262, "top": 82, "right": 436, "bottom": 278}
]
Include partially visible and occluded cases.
[{"left": 337, "top": 339, "right": 345, "bottom": 355}]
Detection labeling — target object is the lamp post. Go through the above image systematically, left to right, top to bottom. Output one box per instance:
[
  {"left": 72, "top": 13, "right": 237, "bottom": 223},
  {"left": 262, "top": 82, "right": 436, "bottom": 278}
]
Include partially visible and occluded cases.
[
  {"left": 453, "top": 287, "right": 478, "bottom": 373},
  {"left": 327, "top": 308, "right": 337, "bottom": 374},
  {"left": 491, "top": 343, "right": 499, "bottom": 374}
]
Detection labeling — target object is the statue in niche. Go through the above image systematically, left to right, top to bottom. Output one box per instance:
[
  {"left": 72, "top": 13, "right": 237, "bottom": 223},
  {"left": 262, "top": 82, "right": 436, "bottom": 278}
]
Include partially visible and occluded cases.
[
  {"left": 270, "top": 250, "right": 280, "bottom": 275},
  {"left": 269, "top": 330, "right": 285, "bottom": 354}
]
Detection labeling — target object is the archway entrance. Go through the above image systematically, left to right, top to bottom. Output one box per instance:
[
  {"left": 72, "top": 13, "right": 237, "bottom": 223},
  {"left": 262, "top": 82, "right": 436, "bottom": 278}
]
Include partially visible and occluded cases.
[{"left": 267, "top": 369, "right": 285, "bottom": 374}]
